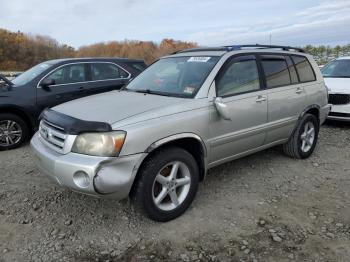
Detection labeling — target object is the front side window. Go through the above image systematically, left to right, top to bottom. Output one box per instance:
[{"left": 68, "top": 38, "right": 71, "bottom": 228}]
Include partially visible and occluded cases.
[
  {"left": 292, "top": 55, "right": 316, "bottom": 82},
  {"left": 126, "top": 56, "right": 220, "bottom": 98},
  {"left": 261, "top": 56, "right": 291, "bottom": 88},
  {"left": 216, "top": 58, "right": 260, "bottom": 97},
  {"left": 321, "top": 59, "right": 350, "bottom": 78},
  {"left": 91, "top": 63, "right": 129, "bottom": 80},
  {"left": 44, "top": 64, "right": 86, "bottom": 85}
]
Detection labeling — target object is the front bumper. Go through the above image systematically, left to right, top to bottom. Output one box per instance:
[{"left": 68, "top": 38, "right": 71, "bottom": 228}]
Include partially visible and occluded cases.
[
  {"left": 327, "top": 104, "right": 350, "bottom": 122},
  {"left": 30, "top": 132, "right": 147, "bottom": 199}
]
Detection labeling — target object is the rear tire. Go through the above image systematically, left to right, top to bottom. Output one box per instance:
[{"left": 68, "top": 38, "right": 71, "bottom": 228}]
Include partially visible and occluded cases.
[
  {"left": 0, "top": 113, "right": 29, "bottom": 150},
  {"left": 282, "top": 113, "right": 319, "bottom": 159},
  {"left": 132, "top": 147, "right": 199, "bottom": 222}
]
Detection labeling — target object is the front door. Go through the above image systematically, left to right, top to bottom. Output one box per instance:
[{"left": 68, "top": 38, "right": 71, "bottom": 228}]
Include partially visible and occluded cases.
[
  {"left": 209, "top": 55, "right": 268, "bottom": 165},
  {"left": 36, "top": 63, "right": 89, "bottom": 111}
]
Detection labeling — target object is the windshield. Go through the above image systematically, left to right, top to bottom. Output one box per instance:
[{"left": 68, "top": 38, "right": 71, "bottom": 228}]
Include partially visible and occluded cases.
[
  {"left": 125, "top": 56, "right": 220, "bottom": 98},
  {"left": 321, "top": 59, "right": 350, "bottom": 78},
  {"left": 12, "top": 62, "right": 53, "bottom": 85}
]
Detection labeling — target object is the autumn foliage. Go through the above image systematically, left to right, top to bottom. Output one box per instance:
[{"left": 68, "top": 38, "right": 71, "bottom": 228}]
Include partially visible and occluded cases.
[{"left": 0, "top": 28, "right": 197, "bottom": 71}]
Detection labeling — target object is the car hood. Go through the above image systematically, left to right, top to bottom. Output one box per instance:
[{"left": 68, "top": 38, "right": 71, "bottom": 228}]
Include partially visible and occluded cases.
[
  {"left": 324, "top": 77, "right": 350, "bottom": 94},
  {"left": 53, "top": 91, "right": 190, "bottom": 125}
]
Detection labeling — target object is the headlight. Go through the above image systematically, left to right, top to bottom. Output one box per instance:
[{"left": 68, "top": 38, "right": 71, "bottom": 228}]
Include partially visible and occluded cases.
[{"left": 72, "top": 131, "right": 126, "bottom": 157}]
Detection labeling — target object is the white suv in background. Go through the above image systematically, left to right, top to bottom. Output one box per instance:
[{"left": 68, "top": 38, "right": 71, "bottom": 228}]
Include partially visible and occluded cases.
[{"left": 322, "top": 57, "right": 350, "bottom": 121}]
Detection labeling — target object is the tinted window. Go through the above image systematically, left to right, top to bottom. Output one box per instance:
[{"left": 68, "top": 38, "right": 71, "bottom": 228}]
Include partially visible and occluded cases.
[
  {"left": 261, "top": 56, "right": 291, "bottom": 88},
  {"left": 285, "top": 56, "right": 299, "bottom": 83},
  {"left": 291, "top": 56, "right": 316, "bottom": 82},
  {"left": 217, "top": 58, "right": 260, "bottom": 97},
  {"left": 128, "top": 62, "right": 147, "bottom": 72},
  {"left": 91, "top": 63, "right": 129, "bottom": 80},
  {"left": 44, "top": 64, "right": 86, "bottom": 85}
]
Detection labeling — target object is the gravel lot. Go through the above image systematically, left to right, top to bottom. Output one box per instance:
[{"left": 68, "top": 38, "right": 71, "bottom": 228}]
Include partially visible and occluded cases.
[{"left": 0, "top": 121, "right": 349, "bottom": 262}]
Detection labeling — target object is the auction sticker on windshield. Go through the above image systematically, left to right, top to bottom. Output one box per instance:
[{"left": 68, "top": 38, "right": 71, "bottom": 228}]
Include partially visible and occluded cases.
[{"left": 187, "top": 57, "right": 211, "bottom": 62}]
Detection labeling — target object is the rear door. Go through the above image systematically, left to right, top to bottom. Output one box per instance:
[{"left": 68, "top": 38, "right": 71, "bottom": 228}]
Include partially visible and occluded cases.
[
  {"left": 209, "top": 54, "right": 268, "bottom": 165},
  {"left": 259, "top": 54, "right": 307, "bottom": 143},
  {"left": 85, "top": 62, "right": 130, "bottom": 95},
  {"left": 36, "top": 63, "right": 89, "bottom": 111}
]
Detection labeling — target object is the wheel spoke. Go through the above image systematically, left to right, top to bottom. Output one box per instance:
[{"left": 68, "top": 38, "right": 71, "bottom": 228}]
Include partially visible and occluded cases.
[
  {"left": 6, "top": 121, "right": 11, "bottom": 130},
  {"left": 307, "top": 128, "right": 314, "bottom": 136},
  {"left": 301, "top": 132, "right": 307, "bottom": 139},
  {"left": 306, "top": 138, "right": 313, "bottom": 147},
  {"left": 301, "top": 140, "right": 306, "bottom": 151},
  {"left": 169, "top": 162, "right": 179, "bottom": 180},
  {"left": 156, "top": 174, "right": 168, "bottom": 185},
  {"left": 175, "top": 177, "right": 190, "bottom": 187},
  {"left": 154, "top": 188, "right": 168, "bottom": 205},
  {"left": 169, "top": 190, "right": 179, "bottom": 207}
]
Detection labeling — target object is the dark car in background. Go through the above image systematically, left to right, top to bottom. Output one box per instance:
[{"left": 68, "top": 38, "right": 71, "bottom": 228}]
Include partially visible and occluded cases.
[{"left": 0, "top": 57, "right": 146, "bottom": 150}]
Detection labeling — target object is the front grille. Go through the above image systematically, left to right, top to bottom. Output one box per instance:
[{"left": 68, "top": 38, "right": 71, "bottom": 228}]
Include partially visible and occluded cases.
[
  {"left": 329, "top": 94, "right": 350, "bottom": 105},
  {"left": 39, "top": 120, "right": 68, "bottom": 154}
]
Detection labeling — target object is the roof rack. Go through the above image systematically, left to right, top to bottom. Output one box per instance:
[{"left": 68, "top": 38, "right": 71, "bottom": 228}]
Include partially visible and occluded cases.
[
  {"left": 173, "top": 44, "right": 306, "bottom": 54},
  {"left": 224, "top": 44, "right": 306, "bottom": 53}
]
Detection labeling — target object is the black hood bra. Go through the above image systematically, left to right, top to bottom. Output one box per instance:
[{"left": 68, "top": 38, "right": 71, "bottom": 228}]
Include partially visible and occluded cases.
[{"left": 40, "top": 108, "right": 112, "bottom": 135}]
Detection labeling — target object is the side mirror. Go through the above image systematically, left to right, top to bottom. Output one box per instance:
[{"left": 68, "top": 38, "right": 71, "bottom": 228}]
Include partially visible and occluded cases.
[
  {"left": 40, "top": 78, "right": 55, "bottom": 89},
  {"left": 214, "top": 97, "right": 231, "bottom": 120}
]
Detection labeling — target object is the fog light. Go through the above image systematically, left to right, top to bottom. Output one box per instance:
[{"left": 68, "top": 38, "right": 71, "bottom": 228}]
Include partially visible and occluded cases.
[{"left": 73, "top": 171, "right": 90, "bottom": 188}]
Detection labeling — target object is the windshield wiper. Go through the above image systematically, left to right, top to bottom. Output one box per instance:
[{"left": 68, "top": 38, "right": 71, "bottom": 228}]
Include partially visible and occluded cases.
[{"left": 134, "top": 89, "right": 173, "bottom": 97}]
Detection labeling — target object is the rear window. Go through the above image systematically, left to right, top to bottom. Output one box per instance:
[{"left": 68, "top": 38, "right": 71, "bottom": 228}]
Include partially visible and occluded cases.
[
  {"left": 291, "top": 55, "right": 316, "bottom": 82},
  {"left": 261, "top": 56, "right": 291, "bottom": 88}
]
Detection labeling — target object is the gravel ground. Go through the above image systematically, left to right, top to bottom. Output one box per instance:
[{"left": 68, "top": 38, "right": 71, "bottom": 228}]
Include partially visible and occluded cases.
[{"left": 0, "top": 121, "right": 350, "bottom": 262}]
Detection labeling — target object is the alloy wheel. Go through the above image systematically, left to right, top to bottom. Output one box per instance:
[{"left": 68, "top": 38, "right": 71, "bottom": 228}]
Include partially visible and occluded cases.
[
  {"left": 0, "top": 120, "right": 22, "bottom": 147},
  {"left": 300, "top": 121, "right": 315, "bottom": 153},
  {"left": 152, "top": 161, "right": 191, "bottom": 211}
]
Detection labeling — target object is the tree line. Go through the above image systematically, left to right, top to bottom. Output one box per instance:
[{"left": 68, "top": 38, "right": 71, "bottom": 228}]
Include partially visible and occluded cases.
[
  {"left": 0, "top": 28, "right": 196, "bottom": 71},
  {"left": 1, "top": 28, "right": 350, "bottom": 71}
]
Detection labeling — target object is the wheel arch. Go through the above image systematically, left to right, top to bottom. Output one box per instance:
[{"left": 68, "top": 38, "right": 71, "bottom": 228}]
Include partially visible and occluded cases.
[
  {"left": 299, "top": 105, "right": 320, "bottom": 123},
  {"left": 0, "top": 106, "right": 35, "bottom": 134},
  {"left": 129, "top": 133, "right": 208, "bottom": 197}
]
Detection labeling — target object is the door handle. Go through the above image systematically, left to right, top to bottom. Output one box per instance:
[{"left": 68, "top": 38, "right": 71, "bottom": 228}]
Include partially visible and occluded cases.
[
  {"left": 296, "top": 87, "right": 303, "bottom": 94},
  {"left": 256, "top": 95, "right": 267, "bottom": 103}
]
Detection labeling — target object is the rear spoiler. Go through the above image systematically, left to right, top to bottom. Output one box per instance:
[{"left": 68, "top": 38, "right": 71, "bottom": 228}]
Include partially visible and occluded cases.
[{"left": 0, "top": 74, "right": 13, "bottom": 86}]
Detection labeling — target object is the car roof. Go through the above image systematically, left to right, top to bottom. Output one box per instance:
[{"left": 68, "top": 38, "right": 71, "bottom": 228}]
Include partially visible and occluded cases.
[{"left": 45, "top": 57, "right": 145, "bottom": 65}]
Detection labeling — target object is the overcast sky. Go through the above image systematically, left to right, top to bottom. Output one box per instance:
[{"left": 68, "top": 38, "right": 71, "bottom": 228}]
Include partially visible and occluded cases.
[{"left": 1, "top": 0, "right": 349, "bottom": 48}]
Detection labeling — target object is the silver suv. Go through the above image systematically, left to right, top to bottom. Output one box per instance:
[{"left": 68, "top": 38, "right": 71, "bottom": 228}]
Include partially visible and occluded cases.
[{"left": 31, "top": 45, "right": 330, "bottom": 221}]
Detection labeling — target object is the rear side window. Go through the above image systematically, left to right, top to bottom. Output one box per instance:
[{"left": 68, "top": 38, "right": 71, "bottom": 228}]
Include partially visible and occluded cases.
[
  {"left": 291, "top": 55, "right": 316, "bottom": 82},
  {"left": 261, "top": 56, "right": 290, "bottom": 88},
  {"left": 285, "top": 56, "right": 299, "bottom": 84},
  {"left": 217, "top": 57, "right": 260, "bottom": 97},
  {"left": 91, "top": 63, "right": 129, "bottom": 81}
]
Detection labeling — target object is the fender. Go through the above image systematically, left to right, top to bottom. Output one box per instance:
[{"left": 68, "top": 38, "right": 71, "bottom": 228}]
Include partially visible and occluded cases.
[
  {"left": 290, "top": 104, "right": 321, "bottom": 136},
  {"left": 299, "top": 104, "right": 320, "bottom": 120},
  {"left": 145, "top": 132, "right": 208, "bottom": 180},
  {"left": 146, "top": 132, "right": 207, "bottom": 156}
]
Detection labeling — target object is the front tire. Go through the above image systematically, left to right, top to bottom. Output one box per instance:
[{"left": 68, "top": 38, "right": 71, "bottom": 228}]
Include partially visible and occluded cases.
[
  {"left": 0, "top": 113, "right": 29, "bottom": 150},
  {"left": 282, "top": 113, "right": 319, "bottom": 159},
  {"left": 132, "top": 147, "right": 199, "bottom": 222}
]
